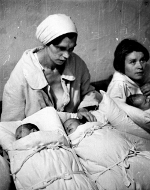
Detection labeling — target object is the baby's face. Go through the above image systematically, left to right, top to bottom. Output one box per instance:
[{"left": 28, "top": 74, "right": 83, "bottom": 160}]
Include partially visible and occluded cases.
[
  {"left": 132, "top": 94, "right": 150, "bottom": 110},
  {"left": 64, "top": 119, "right": 81, "bottom": 135},
  {"left": 15, "top": 127, "right": 38, "bottom": 140},
  {"left": 15, "top": 127, "right": 31, "bottom": 140}
]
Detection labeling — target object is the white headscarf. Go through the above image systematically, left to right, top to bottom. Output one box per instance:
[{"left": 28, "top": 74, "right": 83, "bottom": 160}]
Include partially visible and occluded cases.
[{"left": 36, "top": 14, "right": 78, "bottom": 45}]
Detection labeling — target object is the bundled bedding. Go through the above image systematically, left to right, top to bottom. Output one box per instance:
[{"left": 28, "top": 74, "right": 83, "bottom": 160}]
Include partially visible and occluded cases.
[
  {"left": 1, "top": 92, "right": 150, "bottom": 190},
  {"left": 69, "top": 122, "right": 150, "bottom": 190},
  {"left": 10, "top": 130, "right": 98, "bottom": 190}
]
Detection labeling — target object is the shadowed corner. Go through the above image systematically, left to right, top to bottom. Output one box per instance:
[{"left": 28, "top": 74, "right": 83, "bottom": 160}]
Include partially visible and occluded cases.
[{"left": 90, "top": 75, "right": 113, "bottom": 92}]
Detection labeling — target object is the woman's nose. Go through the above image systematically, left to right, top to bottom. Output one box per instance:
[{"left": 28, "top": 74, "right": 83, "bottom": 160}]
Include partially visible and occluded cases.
[
  {"left": 63, "top": 51, "right": 70, "bottom": 59},
  {"left": 137, "top": 61, "right": 143, "bottom": 69}
]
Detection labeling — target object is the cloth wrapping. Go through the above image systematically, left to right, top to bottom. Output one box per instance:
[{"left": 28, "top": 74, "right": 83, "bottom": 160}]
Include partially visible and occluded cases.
[
  {"left": 98, "top": 91, "right": 150, "bottom": 151},
  {"left": 116, "top": 101, "right": 150, "bottom": 130},
  {"left": 69, "top": 122, "right": 150, "bottom": 190},
  {"left": 9, "top": 130, "right": 98, "bottom": 190}
]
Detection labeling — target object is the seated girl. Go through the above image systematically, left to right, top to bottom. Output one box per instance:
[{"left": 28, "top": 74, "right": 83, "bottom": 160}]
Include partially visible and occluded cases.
[
  {"left": 107, "top": 38, "right": 150, "bottom": 129},
  {"left": 107, "top": 38, "right": 150, "bottom": 102}
]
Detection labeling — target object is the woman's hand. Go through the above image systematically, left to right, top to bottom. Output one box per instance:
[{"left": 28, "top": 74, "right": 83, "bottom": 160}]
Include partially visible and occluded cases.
[
  {"left": 140, "top": 82, "right": 150, "bottom": 96},
  {"left": 77, "top": 108, "right": 97, "bottom": 122}
]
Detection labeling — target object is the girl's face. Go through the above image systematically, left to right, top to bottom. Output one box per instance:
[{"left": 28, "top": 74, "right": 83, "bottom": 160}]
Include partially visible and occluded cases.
[{"left": 124, "top": 51, "right": 147, "bottom": 83}]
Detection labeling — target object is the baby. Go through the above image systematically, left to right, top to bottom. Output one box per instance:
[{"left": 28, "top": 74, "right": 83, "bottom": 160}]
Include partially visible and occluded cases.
[
  {"left": 126, "top": 94, "right": 150, "bottom": 111},
  {"left": 64, "top": 109, "right": 109, "bottom": 136},
  {"left": 64, "top": 118, "right": 83, "bottom": 135},
  {"left": 15, "top": 123, "right": 39, "bottom": 140}
]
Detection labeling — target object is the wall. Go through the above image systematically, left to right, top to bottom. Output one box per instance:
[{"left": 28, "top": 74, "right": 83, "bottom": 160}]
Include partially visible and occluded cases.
[{"left": 0, "top": 0, "right": 150, "bottom": 100}]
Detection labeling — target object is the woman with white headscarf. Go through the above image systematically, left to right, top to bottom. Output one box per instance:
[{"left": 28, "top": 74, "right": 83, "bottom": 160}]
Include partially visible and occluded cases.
[{"left": 1, "top": 14, "right": 102, "bottom": 122}]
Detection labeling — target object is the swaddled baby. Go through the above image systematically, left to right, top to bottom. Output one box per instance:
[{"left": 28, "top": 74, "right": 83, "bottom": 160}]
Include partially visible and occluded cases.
[
  {"left": 63, "top": 117, "right": 140, "bottom": 190},
  {"left": 64, "top": 118, "right": 83, "bottom": 135},
  {"left": 15, "top": 123, "right": 39, "bottom": 140}
]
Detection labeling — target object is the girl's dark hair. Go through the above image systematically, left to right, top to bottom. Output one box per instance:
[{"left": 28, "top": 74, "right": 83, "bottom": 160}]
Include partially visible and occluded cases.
[
  {"left": 46, "top": 32, "right": 77, "bottom": 46},
  {"left": 113, "top": 38, "right": 149, "bottom": 74}
]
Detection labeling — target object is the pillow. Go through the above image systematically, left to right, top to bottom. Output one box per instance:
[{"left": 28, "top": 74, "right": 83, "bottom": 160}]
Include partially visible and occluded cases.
[{"left": 98, "top": 91, "right": 150, "bottom": 140}]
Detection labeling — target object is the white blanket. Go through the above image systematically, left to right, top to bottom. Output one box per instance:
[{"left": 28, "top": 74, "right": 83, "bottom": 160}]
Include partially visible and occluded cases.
[
  {"left": 69, "top": 122, "right": 150, "bottom": 190},
  {"left": 9, "top": 130, "right": 98, "bottom": 190}
]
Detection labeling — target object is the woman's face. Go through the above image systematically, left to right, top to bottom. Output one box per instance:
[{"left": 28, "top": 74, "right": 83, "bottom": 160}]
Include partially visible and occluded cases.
[
  {"left": 47, "top": 36, "right": 77, "bottom": 66},
  {"left": 124, "top": 51, "right": 147, "bottom": 83}
]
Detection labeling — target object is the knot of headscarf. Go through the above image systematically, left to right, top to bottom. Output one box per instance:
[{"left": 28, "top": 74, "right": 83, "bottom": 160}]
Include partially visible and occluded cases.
[{"left": 36, "top": 14, "right": 78, "bottom": 45}]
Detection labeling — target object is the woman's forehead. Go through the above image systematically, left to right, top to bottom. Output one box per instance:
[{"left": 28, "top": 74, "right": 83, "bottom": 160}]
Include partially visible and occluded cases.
[{"left": 126, "top": 51, "right": 144, "bottom": 60}]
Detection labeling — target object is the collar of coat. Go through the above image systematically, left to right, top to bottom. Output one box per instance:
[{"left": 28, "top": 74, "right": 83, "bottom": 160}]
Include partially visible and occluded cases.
[
  {"left": 22, "top": 47, "right": 76, "bottom": 89},
  {"left": 112, "top": 71, "right": 140, "bottom": 88}
]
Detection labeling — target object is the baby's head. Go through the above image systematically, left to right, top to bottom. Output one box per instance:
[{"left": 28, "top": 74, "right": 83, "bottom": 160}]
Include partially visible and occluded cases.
[
  {"left": 126, "top": 94, "right": 150, "bottom": 111},
  {"left": 64, "top": 118, "right": 82, "bottom": 135},
  {"left": 15, "top": 123, "right": 39, "bottom": 140}
]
